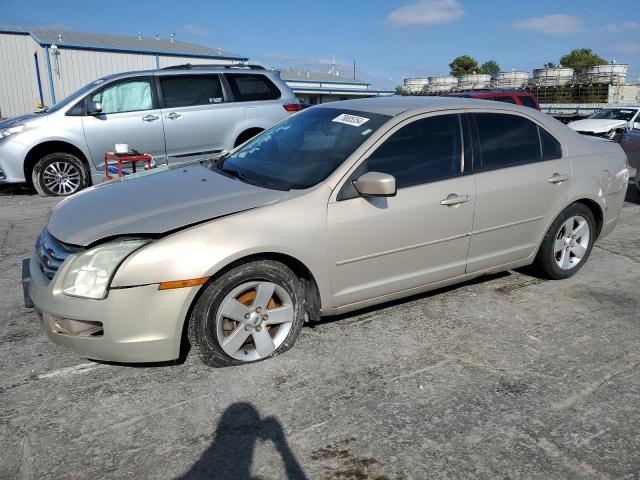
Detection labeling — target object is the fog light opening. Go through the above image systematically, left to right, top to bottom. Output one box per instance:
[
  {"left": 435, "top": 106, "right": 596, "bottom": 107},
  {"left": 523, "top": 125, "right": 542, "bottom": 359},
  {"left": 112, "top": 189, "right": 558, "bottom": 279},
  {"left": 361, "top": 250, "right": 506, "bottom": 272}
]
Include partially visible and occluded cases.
[{"left": 51, "top": 317, "right": 103, "bottom": 337}]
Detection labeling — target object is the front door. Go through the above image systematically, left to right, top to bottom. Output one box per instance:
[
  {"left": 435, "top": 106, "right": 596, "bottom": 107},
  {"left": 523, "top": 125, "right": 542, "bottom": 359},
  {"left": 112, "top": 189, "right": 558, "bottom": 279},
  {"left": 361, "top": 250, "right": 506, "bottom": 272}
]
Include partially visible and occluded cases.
[
  {"left": 159, "top": 74, "right": 238, "bottom": 164},
  {"left": 81, "top": 77, "right": 167, "bottom": 169},
  {"left": 466, "top": 112, "right": 572, "bottom": 273},
  {"left": 327, "top": 113, "right": 477, "bottom": 307}
]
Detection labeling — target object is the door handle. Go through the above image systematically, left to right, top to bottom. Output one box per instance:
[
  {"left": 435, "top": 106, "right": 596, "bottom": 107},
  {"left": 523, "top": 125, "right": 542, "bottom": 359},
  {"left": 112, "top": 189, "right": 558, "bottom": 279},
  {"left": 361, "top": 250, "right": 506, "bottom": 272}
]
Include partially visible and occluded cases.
[
  {"left": 164, "top": 112, "right": 181, "bottom": 120},
  {"left": 142, "top": 114, "right": 160, "bottom": 122},
  {"left": 548, "top": 173, "right": 569, "bottom": 184},
  {"left": 440, "top": 193, "right": 471, "bottom": 206}
]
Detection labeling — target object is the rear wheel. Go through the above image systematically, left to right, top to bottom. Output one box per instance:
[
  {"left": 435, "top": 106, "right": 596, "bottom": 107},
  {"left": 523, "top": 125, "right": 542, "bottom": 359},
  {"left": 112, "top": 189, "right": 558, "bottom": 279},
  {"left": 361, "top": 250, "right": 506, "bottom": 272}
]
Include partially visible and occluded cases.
[
  {"left": 31, "top": 153, "right": 89, "bottom": 197},
  {"left": 533, "top": 203, "right": 596, "bottom": 279},
  {"left": 188, "top": 260, "right": 305, "bottom": 367}
]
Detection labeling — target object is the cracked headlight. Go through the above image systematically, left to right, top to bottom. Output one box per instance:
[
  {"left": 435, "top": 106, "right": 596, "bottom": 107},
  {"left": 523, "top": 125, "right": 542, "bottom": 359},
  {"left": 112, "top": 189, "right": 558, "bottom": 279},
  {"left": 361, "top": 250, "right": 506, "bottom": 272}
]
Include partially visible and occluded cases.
[
  {"left": 0, "top": 124, "right": 25, "bottom": 138},
  {"left": 62, "top": 239, "right": 150, "bottom": 299}
]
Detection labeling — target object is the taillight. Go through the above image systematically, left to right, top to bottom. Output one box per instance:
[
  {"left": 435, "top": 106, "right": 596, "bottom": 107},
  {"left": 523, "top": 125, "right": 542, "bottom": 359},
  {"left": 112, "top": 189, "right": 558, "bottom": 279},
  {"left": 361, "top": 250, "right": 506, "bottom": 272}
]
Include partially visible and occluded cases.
[{"left": 283, "top": 103, "right": 301, "bottom": 112}]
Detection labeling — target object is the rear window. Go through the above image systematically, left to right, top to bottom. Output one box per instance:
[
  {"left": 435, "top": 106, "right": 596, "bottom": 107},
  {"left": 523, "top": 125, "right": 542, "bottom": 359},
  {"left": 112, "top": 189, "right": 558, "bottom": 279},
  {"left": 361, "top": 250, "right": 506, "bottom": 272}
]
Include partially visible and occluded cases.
[
  {"left": 225, "top": 73, "right": 281, "bottom": 102},
  {"left": 160, "top": 75, "right": 223, "bottom": 108},
  {"left": 518, "top": 95, "right": 539, "bottom": 109},
  {"left": 474, "top": 113, "right": 541, "bottom": 170},
  {"left": 539, "top": 126, "right": 562, "bottom": 160}
]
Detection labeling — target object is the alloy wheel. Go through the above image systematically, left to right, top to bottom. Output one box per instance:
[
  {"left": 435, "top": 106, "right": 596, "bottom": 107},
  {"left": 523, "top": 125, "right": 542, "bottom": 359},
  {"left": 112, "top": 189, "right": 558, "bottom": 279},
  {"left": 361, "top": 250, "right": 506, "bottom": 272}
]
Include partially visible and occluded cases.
[
  {"left": 42, "top": 161, "right": 82, "bottom": 195},
  {"left": 553, "top": 215, "right": 590, "bottom": 270},
  {"left": 215, "top": 281, "right": 295, "bottom": 361}
]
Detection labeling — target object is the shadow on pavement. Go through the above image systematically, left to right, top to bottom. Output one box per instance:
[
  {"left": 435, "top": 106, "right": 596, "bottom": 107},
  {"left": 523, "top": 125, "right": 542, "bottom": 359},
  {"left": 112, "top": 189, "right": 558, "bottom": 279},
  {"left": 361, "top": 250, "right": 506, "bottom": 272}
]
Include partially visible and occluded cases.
[
  {"left": 0, "top": 184, "right": 35, "bottom": 196},
  {"left": 178, "top": 402, "right": 308, "bottom": 480}
]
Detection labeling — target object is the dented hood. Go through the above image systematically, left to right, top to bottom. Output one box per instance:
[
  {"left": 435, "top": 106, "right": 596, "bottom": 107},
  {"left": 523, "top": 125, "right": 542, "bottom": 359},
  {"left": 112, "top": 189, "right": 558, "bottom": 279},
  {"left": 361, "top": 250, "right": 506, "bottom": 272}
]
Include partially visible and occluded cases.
[{"left": 47, "top": 163, "right": 289, "bottom": 246}]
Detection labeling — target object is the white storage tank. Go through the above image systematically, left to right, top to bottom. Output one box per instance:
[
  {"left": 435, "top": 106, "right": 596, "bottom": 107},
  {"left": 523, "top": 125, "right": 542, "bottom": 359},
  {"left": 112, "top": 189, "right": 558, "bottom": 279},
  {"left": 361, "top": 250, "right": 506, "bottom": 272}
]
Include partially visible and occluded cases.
[
  {"left": 579, "top": 64, "right": 628, "bottom": 84},
  {"left": 530, "top": 68, "right": 575, "bottom": 86},
  {"left": 492, "top": 71, "right": 529, "bottom": 88},
  {"left": 458, "top": 74, "right": 491, "bottom": 90},
  {"left": 427, "top": 76, "right": 458, "bottom": 93},
  {"left": 403, "top": 77, "right": 429, "bottom": 93}
]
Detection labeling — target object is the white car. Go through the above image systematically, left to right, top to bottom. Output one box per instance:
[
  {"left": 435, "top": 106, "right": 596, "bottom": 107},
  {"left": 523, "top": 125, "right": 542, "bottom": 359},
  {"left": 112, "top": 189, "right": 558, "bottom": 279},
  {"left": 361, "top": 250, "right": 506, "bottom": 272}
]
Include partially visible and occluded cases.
[{"left": 568, "top": 107, "right": 640, "bottom": 139}]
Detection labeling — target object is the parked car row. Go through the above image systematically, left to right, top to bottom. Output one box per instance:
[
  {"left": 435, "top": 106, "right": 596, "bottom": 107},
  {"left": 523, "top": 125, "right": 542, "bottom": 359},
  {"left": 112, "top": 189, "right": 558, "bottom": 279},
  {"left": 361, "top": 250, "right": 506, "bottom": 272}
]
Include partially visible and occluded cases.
[
  {"left": 0, "top": 64, "right": 299, "bottom": 196},
  {"left": 23, "top": 96, "right": 629, "bottom": 367}
]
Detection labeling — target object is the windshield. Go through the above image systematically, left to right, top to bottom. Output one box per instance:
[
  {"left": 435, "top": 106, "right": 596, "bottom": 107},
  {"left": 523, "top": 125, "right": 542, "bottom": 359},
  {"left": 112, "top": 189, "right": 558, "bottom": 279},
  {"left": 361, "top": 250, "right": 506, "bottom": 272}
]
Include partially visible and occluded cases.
[
  {"left": 44, "top": 78, "right": 109, "bottom": 114},
  {"left": 219, "top": 107, "right": 391, "bottom": 190},
  {"left": 588, "top": 108, "right": 638, "bottom": 121}
]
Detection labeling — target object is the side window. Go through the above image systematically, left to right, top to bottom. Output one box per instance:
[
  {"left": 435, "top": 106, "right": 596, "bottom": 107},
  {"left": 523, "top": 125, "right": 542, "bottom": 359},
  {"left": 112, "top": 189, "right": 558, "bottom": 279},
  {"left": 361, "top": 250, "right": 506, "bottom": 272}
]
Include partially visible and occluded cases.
[
  {"left": 225, "top": 74, "right": 281, "bottom": 102},
  {"left": 160, "top": 75, "right": 223, "bottom": 108},
  {"left": 90, "top": 79, "right": 153, "bottom": 114},
  {"left": 518, "top": 95, "right": 538, "bottom": 109},
  {"left": 492, "top": 96, "right": 516, "bottom": 104},
  {"left": 475, "top": 113, "right": 541, "bottom": 170},
  {"left": 363, "top": 114, "right": 462, "bottom": 189},
  {"left": 539, "top": 126, "right": 562, "bottom": 160}
]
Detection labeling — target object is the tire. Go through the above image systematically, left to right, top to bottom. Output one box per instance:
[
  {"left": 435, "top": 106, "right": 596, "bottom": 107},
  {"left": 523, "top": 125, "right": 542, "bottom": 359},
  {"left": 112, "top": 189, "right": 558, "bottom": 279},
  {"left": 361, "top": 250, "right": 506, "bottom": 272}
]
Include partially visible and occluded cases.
[
  {"left": 32, "top": 152, "right": 89, "bottom": 197},
  {"left": 533, "top": 203, "right": 596, "bottom": 280},
  {"left": 188, "top": 260, "right": 305, "bottom": 367}
]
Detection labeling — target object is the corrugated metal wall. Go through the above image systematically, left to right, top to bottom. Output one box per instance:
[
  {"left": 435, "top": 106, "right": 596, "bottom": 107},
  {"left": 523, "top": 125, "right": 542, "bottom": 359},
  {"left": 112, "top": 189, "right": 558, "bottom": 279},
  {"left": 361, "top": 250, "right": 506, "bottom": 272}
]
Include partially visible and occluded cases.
[
  {"left": 0, "top": 33, "right": 50, "bottom": 118},
  {"left": 0, "top": 34, "right": 239, "bottom": 118},
  {"left": 51, "top": 49, "right": 157, "bottom": 100},
  {"left": 157, "top": 55, "right": 232, "bottom": 68}
]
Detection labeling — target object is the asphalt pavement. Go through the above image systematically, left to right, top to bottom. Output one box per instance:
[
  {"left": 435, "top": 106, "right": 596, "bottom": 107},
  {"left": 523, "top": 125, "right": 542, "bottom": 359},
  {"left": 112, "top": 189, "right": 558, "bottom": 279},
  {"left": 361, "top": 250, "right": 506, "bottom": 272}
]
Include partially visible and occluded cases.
[{"left": 1, "top": 182, "right": 639, "bottom": 479}]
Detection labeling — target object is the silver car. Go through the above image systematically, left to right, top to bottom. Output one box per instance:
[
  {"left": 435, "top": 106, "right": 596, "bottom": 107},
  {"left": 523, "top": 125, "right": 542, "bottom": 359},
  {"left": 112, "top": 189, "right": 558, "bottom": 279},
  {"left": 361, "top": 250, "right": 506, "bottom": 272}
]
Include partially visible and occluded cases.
[
  {"left": 0, "top": 64, "right": 298, "bottom": 196},
  {"left": 23, "top": 97, "right": 629, "bottom": 367}
]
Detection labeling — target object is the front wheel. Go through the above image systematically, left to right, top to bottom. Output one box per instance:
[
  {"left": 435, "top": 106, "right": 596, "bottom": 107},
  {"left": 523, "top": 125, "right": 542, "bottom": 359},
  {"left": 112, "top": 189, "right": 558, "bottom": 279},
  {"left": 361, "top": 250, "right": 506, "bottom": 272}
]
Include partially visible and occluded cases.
[
  {"left": 32, "top": 153, "right": 89, "bottom": 197},
  {"left": 533, "top": 203, "right": 596, "bottom": 279},
  {"left": 188, "top": 260, "right": 305, "bottom": 367}
]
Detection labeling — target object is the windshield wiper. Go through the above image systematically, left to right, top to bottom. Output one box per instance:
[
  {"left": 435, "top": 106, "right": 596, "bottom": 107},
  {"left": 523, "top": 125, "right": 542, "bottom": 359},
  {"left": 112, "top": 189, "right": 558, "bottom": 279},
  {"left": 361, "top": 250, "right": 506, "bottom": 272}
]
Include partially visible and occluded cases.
[{"left": 217, "top": 167, "right": 259, "bottom": 186}]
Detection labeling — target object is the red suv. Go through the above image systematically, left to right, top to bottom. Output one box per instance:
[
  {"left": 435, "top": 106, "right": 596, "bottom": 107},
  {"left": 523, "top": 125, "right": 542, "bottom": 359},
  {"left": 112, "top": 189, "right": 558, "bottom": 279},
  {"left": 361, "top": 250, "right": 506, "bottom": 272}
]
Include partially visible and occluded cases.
[{"left": 444, "top": 90, "right": 540, "bottom": 110}]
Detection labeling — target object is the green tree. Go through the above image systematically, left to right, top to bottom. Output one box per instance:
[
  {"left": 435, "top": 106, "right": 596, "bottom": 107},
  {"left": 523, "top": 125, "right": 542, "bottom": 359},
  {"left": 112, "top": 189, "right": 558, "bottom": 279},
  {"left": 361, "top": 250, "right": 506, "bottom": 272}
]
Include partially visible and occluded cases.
[
  {"left": 559, "top": 49, "right": 606, "bottom": 71},
  {"left": 449, "top": 55, "right": 480, "bottom": 77},
  {"left": 480, "top": 60, "right": 501, "bottom": 77},
  {"left": 543, "top": 62, "right": 558, "bottom": 69},
  {"left": 394, "top": 86, "right": 408, "bottom": 96}
]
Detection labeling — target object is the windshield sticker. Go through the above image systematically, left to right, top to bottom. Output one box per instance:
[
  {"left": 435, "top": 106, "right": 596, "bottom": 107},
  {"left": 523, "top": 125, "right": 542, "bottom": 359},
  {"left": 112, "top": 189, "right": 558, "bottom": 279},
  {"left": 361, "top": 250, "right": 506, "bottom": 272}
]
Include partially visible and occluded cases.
[
  {"left": 333, "top": 114, "right": 369, "bottom": 127},
  {"left": 361, "top": 128, "right": 373, "bottom": 136}
]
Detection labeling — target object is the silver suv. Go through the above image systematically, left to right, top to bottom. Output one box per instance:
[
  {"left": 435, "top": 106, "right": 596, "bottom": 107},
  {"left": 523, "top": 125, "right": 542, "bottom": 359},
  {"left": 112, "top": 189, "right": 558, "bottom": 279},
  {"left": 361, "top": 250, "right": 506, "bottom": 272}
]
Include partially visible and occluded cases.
[{"left": 0, "top": 64, "right": 299, "bottom": 196}]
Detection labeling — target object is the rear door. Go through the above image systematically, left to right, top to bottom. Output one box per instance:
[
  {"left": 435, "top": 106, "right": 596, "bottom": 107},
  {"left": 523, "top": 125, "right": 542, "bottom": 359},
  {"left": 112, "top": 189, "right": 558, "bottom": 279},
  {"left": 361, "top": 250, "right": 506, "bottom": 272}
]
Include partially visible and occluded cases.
[
  {"left": 159, "top": 74, "right": 239, "bottom": 164},
  {"left": 81, "top": 76, "right": 167, "bottom": 167},
  {"left": 466, "top": 112, "right": 570, "bottom": 273}
]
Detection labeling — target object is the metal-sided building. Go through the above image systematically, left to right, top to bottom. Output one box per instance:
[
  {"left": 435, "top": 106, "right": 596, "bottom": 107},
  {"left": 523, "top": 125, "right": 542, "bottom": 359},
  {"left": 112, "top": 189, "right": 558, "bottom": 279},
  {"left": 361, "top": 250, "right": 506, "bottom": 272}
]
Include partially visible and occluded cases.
[
  {"left": 0, "top": 26, "right": 247, "bottom": 118},
  {"left": 280, "top": 70, "right": 393, "bottom": 105}
]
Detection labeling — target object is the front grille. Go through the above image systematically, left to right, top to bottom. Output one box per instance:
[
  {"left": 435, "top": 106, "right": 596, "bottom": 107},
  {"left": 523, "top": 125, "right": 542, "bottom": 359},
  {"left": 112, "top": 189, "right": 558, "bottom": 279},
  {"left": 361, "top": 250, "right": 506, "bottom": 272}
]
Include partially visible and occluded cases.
[{"left": 35, "top": 230, "right": 80, "bottom": 279}]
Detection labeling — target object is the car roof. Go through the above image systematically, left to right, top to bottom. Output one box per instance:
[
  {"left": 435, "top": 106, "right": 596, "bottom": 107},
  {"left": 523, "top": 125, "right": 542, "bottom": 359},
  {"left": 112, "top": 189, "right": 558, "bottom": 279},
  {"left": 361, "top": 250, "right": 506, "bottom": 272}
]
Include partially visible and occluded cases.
[
  {"left": 100, "top": 66, "right": 277, "bottom": 81},
  {"left": 314, "top": 95, "right": 531, "bottom": 116}
]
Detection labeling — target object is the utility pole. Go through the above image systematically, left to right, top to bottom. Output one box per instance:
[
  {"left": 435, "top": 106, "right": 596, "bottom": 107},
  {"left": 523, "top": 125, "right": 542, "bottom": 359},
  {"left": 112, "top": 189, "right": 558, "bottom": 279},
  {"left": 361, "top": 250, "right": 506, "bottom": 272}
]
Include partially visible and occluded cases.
[{"left": 353, "top": 60, "right": 356, "bottom": 80}]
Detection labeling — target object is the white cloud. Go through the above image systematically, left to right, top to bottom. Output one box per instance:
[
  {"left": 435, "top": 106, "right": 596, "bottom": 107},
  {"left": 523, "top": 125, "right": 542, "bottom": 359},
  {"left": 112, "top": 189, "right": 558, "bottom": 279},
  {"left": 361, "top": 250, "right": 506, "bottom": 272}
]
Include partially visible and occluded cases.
[
  {"left": 387, "top": 0, "right": 464, "bottom": 29},
  {"left": 513, "top": 14, "right": 584, "bottom": 35},
  {"left": 600, "top": 21, "right": 640, "bottom": 33},
  {"left": 183, "top": 25, "right": 207, "bottom": 36},
  {"left": 612, "top": 41, "right": 640, "bottom": 54}
]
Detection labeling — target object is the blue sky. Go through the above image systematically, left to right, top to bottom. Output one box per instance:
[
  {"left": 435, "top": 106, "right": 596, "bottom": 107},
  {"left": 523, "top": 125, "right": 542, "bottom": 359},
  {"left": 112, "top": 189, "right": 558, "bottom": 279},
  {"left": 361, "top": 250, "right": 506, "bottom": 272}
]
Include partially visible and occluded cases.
[{"left": 3, "top": 0, "right": 639, "bottom": 88}]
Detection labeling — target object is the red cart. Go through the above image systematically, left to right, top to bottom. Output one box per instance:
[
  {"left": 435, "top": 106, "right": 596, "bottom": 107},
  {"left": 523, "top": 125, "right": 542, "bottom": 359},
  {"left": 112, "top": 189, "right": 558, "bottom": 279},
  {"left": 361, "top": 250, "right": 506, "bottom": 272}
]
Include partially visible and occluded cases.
[{"left": 104, "top": 151, "right": 153, "bottom": 180}]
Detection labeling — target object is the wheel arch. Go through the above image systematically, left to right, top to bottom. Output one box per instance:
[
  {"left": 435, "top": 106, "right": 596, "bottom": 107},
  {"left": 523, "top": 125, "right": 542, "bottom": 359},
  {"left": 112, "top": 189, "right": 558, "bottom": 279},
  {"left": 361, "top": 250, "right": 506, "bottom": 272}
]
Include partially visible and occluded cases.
[
  {"left": 234, "top": 127, "right": 265, "bottom": 148},
  {"left": 24, "top": 141, "right": 92, "bottom": 187},
  {"left": 573, "top": 198, "right": 604, "bottom": 239},
  {"left": 179, "top": 251, "right": 322, "bottom": 358}
]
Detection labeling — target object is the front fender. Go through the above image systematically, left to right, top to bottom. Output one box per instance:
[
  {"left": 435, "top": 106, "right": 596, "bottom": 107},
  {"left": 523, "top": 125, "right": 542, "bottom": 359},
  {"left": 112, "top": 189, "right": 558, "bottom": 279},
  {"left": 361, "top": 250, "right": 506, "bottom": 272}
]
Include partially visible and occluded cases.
[{"left": 110, "top": 187, "right": 334, "bottom": 309}]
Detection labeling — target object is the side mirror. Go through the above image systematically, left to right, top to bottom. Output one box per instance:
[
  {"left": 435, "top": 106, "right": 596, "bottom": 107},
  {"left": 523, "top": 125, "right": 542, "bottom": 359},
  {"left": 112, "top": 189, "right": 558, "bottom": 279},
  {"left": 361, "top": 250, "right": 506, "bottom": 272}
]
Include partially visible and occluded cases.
[
  {"left": 87, "top": 101, "right": 102, "bottom": 115},
  {"left": 353, "top": 171, "right": 396, "bottom": 197}
]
